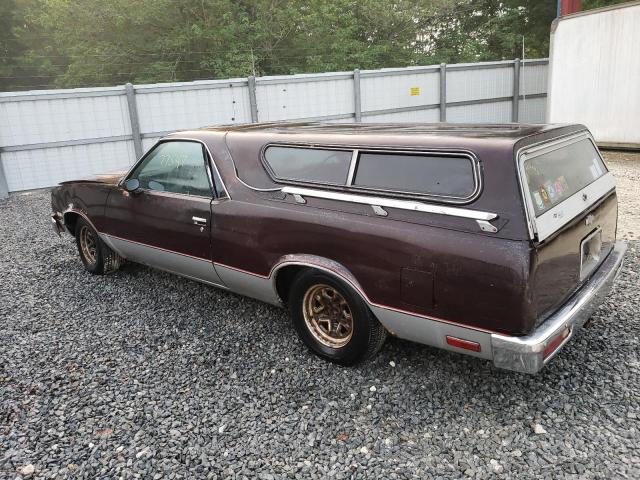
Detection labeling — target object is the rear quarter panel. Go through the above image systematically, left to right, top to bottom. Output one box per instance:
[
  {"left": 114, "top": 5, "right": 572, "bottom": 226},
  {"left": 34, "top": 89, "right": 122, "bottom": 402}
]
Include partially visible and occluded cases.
[{"left": 209, "top": 193, "right": 534, "bottom": 335}]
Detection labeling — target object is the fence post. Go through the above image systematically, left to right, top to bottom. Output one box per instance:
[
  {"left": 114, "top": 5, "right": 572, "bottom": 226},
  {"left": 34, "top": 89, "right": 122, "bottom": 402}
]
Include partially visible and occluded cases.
[
  {"left": 512, "top": 58, "right": 521, "bottom": 122},
  {"left": 439, "top": 63, "right": 447, "bottom": 122},
  {"left": 353, "top": 69, "right": 362, "bottom": 122},
  {"left": 248, "top": 75, "right": 259, "bottom": 123},
  {"left": 125, "top": 83, "right": 143, "bottom": 159},
  {"left": 0, "top": 153, "right": 8, "bottom": 199}
]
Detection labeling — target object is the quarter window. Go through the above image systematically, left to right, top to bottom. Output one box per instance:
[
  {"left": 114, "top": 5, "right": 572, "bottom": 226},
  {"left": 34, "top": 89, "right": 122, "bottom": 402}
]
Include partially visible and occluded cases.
[
  {"left": 129, "top": 141, "right": 212, "bottom": 197},
  {"left": 262, "top": 144, "right": 479, "bottom": 201},
  {"left": 264, "top": 146, "right": 352, "bottom": 185},
  {"left": 353, "top": 152, "right": 476, "bottom": 198}
]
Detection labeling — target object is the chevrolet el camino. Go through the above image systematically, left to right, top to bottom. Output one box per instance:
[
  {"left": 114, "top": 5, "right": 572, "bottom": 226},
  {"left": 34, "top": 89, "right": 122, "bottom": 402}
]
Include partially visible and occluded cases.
[{"left": 50, "top": 123, "right": 626, "bottom": 373}]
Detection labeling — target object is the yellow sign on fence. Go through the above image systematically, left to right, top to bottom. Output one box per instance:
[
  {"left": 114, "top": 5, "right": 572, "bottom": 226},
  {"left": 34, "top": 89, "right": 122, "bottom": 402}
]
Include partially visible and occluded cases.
[{"left": 410, "top": 87, "right": 420, "bottom": 96}]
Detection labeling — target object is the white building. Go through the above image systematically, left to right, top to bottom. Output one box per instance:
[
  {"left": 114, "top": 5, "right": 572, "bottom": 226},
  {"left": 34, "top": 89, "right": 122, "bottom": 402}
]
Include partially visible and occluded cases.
[{"left": 547, "top": 1, "right": 640, "bottom": 149}]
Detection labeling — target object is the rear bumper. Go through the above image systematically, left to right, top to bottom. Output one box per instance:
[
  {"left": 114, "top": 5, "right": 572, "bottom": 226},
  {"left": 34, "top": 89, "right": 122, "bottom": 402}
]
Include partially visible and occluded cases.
[{"left": 491, "top": 241, "right": 627, "bottom": 374}]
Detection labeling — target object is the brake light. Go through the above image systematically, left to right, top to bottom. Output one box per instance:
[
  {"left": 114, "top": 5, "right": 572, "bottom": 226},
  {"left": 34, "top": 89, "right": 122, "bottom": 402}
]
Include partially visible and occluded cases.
[
  {"left": 543, "top": 328, "right": 570, "bottom": 359},
  {"left": 446, "top": 335, "right": 481, "bottom": 352}
]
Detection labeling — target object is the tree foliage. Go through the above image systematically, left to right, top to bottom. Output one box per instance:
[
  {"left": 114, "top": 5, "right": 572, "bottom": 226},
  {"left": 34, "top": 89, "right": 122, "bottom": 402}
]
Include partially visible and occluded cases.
[{"left": 0, "top": 0, "right": 627, "bottom": 91}]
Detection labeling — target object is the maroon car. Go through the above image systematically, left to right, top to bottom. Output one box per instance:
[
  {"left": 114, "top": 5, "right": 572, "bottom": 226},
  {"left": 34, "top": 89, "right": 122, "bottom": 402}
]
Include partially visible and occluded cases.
[{"left": 50, "top": 123, "right": 626, "bottom": 373}]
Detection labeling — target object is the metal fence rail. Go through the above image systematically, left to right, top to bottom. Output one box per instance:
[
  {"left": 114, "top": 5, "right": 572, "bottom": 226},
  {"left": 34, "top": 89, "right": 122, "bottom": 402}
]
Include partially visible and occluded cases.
[{"left": 0, "top": 58, "right": 548, "bottom": 197}]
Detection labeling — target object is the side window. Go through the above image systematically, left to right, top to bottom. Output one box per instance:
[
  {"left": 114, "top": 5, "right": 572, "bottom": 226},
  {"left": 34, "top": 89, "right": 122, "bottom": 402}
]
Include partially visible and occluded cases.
[
  {"left": 129, "top": 141, "right": 212, "bottom": 197},
  {"left": 263, "top": 146, "right": 352, "bottom": 185},
  {"left": 353, "top": 152, "right": 476, "bottom": 198}
]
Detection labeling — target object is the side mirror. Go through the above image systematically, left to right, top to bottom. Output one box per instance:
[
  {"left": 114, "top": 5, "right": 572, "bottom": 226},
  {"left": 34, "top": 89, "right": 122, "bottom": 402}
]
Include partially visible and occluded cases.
[{"left": 124, "top": 178, "right": 140, "bottom": 193}]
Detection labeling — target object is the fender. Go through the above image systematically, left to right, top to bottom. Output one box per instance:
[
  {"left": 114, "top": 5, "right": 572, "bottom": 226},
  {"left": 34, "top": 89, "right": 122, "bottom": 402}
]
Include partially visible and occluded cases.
[
  {"left": 61, "top": 202, "right": 94, "bottom": 235},
  {"left": 270, "top": 254, "right": 368, "bottom": 303}
]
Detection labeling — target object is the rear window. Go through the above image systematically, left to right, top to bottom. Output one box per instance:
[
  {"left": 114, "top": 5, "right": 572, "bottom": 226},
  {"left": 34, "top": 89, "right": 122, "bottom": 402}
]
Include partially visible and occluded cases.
[
  {"left": 523, "top": 138, "right": 607, "bottom": 216},
  {"left": 264, "top": 146, "right": 352, "bottom": 185},
  {"left": 353, "top": 152, "right": 476, "bottom": 198}
]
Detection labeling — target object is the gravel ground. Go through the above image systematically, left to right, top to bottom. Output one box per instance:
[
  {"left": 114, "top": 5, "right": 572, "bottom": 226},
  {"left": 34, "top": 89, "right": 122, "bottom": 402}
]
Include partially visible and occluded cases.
[
  {"left": 602, "top": 151, "right": 640, "bottom": 241},
  {"left": 1, "top": 154, "right": 639, "bottom": 479}
]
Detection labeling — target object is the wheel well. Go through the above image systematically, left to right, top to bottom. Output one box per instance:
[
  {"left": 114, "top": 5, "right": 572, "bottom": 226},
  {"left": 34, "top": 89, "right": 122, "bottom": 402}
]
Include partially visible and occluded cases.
[
  {"left": 63, "top": 212, "right": 80, "bottom": 236},
  {"left": 274, "top": 265, "right": 311, "bottom": 305}
]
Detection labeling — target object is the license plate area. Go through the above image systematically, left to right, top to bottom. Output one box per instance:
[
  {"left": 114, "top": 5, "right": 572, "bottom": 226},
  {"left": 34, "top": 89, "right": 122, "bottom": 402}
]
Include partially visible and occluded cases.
[{"left": 580, "top": 228, "right": 602, "bottom": 281}]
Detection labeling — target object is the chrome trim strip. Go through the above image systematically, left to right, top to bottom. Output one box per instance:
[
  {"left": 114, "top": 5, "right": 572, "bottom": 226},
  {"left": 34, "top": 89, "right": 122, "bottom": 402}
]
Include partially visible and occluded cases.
[
  {"left": 346, "top": 149, "right": 359, "bottom": 186},
  {"left": 280, "top": 186, "right": 498, "bottom": 221},
  {"left": 292, "top": 194, "right": 306, "bottom": 204},
  {"left": 371, "top": 205, "right": 388, "bottom": 217},
  {"left": 476, "top": 219, "right": 497, "bottom": 233},
  {"left": 491, "top": 241, "right": 626, "bottom": 373}
]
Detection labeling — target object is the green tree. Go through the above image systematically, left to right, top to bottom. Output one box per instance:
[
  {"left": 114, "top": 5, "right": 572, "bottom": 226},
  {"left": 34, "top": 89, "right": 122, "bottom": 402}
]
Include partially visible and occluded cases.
[{"left": 0, "top": 0, "right": 632, "bottom": 91}]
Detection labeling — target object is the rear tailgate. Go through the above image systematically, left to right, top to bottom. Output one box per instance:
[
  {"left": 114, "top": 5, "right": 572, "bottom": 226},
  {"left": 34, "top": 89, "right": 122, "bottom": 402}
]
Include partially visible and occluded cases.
[{"left": 518, "top": 131, "right": 618, "bottom": 325}]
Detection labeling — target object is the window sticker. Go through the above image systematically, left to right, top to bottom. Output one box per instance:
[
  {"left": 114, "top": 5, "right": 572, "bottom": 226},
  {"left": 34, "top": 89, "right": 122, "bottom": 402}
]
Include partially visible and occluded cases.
[
  {"left": 554, "top": 175, "right": 568, "bottom": 197},
  {"left": 544, "top": 180, "right": 557, "bottom": 201},
  {"left": 539, "top": 186, "right": 550, "bottom": 205},
  {"left": 533, "top": 190, "right": 544, "bottom": 210}
]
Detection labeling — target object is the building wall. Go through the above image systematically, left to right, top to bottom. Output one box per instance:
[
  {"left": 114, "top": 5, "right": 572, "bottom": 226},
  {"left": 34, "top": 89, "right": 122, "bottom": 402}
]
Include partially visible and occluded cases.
[{"left": 548, "top": 2, "right": 640, "bottom": 148}]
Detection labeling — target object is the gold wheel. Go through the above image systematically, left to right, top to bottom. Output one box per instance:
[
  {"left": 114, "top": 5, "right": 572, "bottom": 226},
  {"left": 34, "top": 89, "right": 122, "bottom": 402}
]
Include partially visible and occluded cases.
[
  {"left": 79, "top": 225, "right": 97, "bottom": 265},
  {"left": 302, "top": 284, "right": 354, "bottom": 348}
]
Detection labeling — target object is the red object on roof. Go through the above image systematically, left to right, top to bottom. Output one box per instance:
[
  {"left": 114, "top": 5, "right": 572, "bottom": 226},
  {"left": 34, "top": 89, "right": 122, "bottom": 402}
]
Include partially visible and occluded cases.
[{"left": 560, "top": 0, "right": 582, "bottom": 16}]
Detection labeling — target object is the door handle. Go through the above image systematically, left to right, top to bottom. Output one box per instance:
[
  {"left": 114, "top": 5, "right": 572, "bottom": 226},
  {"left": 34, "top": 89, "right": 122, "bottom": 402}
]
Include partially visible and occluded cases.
[{"left": 192, "top": 216, "right": 207, "bottom": 226}]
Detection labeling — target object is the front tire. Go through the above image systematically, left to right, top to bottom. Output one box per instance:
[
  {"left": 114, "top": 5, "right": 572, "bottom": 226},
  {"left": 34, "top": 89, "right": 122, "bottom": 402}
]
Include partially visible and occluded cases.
[
  {"left": 74, "top": 218, "right": 122, "bottom": 274},
  {"left": 289, "top": 270, "right": 387, "bottom": 365}
]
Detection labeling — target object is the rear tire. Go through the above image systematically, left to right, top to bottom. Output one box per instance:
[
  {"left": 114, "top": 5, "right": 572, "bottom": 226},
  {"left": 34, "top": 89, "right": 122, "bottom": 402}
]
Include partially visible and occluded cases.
[
  {"left": 74, "top": 218, "right": 123, "bottom": 274},
  {"left": 289, "top": 270, "right": 387, "bottom": 365}
]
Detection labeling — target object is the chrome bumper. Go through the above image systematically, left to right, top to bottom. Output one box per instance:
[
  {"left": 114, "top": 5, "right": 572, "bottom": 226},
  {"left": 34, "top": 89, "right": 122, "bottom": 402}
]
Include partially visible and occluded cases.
[{"left": 491, "top": 241, "right": 627, "bottom": 374}]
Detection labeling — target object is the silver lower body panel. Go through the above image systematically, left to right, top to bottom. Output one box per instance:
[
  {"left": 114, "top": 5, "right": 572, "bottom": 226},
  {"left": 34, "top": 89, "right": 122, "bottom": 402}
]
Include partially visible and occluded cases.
[{"left": 101, "top": 234, "right": 227, "bottom": 288}]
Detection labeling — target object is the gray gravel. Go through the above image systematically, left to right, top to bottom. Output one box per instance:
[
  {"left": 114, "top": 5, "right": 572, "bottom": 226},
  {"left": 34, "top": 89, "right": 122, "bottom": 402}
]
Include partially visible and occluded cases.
[{"left": 1, "top": 190, "right": 639, "bottom": 480}]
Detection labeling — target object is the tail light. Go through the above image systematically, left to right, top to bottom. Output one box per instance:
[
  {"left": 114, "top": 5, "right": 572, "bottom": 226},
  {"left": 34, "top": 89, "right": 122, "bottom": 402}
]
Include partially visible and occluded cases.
[
  {"left": 543, "top": 328, "right": 570, "bottom": 359},
  {"left": 446, "top": 335, "right": 481, "bottom": 352}
]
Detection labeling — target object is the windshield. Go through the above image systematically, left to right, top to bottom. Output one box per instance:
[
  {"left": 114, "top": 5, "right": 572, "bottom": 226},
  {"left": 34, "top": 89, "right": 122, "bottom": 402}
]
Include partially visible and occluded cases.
[{"left": 523, "top": 138, "right": 608, "bottom": 217}]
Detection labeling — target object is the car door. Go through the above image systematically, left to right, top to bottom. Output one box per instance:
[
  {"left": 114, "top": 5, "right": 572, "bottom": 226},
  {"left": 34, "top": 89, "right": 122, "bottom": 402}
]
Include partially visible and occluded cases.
[{"left": 103, "top": 139, "right": 225, "bottom": 286}]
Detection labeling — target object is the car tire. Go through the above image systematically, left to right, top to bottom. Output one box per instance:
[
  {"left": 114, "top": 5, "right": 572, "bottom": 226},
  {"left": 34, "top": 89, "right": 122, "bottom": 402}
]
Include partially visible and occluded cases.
[
  {"left": 74, "top": 217, "right": 123, "bottom": 274},
  {"left": 289, "top": 270, "right": 387, "bottom": 365}
]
